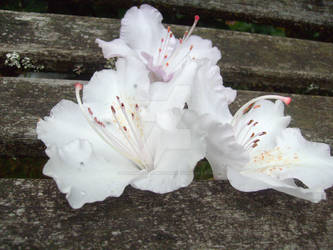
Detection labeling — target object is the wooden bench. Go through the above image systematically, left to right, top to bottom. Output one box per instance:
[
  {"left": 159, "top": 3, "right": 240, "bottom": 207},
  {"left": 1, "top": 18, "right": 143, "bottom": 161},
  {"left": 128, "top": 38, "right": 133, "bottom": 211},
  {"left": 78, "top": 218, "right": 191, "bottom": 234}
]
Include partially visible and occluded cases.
[{"left": 1, "top": 1, "right": 333, "bottom": 248}]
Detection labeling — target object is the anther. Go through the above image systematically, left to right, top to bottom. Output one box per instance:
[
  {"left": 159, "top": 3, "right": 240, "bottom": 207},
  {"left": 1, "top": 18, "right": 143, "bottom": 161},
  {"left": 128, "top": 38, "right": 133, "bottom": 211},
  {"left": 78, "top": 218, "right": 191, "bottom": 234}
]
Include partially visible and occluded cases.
[
  {"left": 195, "top": 15, "right": 200, "bottom": 21},
  {"left": 190, "top": 45, "right": 193, "bottom": 51},
  {"left": 164, "top": 55, "right": 168, "bottom": 59},
  {"left": 75, "top": 82, "right": 83, "bottom": 90},
  {"left": 116, "top": 96, "right": 120, "bottom": 100},
  {"left": 282, "top": 97, "right": 291, "bottom": 105},
  {"left": 121, "top": 103, "right": 125, "bottom": 109},
  {"left": 111, "top": 105, "right": 116, "bottom": 114},
  {"left": 88, "top": 107, "right": 93, "bottom": 115},
  {"left": 247, "top": 120, "right": 253, "bottom": 125},
  {"left": 253, "top": 122, "right": 258, "bottom": 126},
  {"left": 123, "top": 126, "right": 127, "bottom": 132},
  {"left": 259, "top": 132, "right": 267, "bottom": 136},
  {"left": 253, "top": 139, "right": 260, "bottom": 144}
]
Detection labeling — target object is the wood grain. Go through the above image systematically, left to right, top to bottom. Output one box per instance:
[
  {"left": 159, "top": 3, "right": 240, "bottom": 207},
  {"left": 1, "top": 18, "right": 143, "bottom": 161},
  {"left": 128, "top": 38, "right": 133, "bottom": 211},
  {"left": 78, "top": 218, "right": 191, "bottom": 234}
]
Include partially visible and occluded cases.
[{"left": 0, "top": 179, "right": 332, "bottom": 248}]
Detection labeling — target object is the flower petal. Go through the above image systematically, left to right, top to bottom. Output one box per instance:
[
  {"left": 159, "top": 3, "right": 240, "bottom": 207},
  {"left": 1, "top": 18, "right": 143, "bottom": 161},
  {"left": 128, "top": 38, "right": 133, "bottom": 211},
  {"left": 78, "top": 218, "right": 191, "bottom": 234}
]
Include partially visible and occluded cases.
[
  {"left": 120, "top": 4, "right": 169, "bottom": 58},
  {"left": 185, "top": 35, "right": 221, "bottom": 64},
  {"left": 96, "top": 38, "right": 136, "bottom": 59},
  {"left": 83, "top": 57, "right": 150, "bottom": 104},
  {"left": 148, "top": 60, "right": 198, "bottom": 114},
  {"left": 188, "top": 62, "right": 236, "bottom": 123},
  {"left": 36, "top": 100, "right": 127, "bottom": 163},
  {"left": 37, "top": 100, "right": 95, "bottom": 147},
  {"left": 235, "top": 100, "right": 291, "bottom": 152},
  {"left": 132, "top": 109, "right": 206, "bottom": 193},
  {"left": 183, "top": 111, "right": 249, "bottom": 180},
  {"left": 229, "top": 128, "right": 333, "bottom": 202},
  {"left": 275, "top": 128, "right": 333, "bottom": 190},
  {"left": 44, "top": 139, "right": 141, "bottom": 209},
  {"left": 228, "top": 167, "right": 327, "bottom": 203}
]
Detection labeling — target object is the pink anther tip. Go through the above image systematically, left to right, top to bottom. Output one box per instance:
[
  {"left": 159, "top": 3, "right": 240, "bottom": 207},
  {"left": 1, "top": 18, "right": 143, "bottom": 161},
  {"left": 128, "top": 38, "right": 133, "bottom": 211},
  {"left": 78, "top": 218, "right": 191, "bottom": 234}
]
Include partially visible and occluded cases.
[
  {"left": 195, "top": 15, "right": 200, "bottom": 21},
  {"left": 75, "top": 82, "right": 83, "bottom": 90},
  {"left": 282, "top": 97, "right": 292, "bottom": 105}
]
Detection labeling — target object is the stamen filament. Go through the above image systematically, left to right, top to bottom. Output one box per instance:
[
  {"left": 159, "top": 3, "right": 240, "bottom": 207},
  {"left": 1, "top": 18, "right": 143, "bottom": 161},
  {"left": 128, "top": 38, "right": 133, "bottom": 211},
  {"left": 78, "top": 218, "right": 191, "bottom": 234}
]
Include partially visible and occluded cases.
[
  {"left": 183, "top": 15, "right": 200, "bottom": 42},
  {"left": 75, "top": 83, "right": 143, "bottom": 170},
  {"left": 232, "top": 95, "right": 291, "bottom": 127}
]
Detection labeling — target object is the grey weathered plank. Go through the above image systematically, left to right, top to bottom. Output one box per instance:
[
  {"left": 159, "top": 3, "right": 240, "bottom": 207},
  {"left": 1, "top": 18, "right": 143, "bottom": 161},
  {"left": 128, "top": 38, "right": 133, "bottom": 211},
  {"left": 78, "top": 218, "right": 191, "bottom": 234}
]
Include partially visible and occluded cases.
[
  {"left": 51, "top": 0, "right": 333, "bottom": 35},
  {"left": 1, "top": 10, "right": 333, "bottom": 95},
  {"left": 0, "top": 77, "right": 332, "bottom": 157},
  {"left": 0, "top": 179, "right": 332, "bottom": 248}
]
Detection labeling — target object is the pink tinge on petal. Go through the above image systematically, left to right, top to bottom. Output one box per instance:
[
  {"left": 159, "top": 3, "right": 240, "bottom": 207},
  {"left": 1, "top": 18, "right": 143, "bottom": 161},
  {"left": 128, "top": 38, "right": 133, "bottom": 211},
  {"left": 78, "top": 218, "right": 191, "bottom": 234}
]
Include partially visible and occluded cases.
[{"left": 141, "top": 52, "right": 173, "bottom": 82}]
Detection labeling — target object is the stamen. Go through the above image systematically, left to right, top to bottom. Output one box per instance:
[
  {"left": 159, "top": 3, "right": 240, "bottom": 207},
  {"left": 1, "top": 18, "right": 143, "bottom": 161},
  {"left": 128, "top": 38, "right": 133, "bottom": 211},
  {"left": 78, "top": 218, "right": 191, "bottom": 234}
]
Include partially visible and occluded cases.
[
  {"left": 183, "top": 15, "right": 200, "bottom": 42},
  {"left": 158, "top": 26, "right": 173, "bottom": 65},
  {"left": 182, "top": 31, "right": 188, "bottom": 40},
  {"left": 164, "top": 44, "right": 194, "bottom": 71},
  {"left": 75, "top": 82, "right": 83, "bottom": 90},
  {"left": 75, "top": 84, "right": 141, "bottom": 168},
  {"left": 232, "top": 95, "right": 292, "bottom": 127},
  {"left": 111, "top": 105, "right": 116, "bottom": 114}
]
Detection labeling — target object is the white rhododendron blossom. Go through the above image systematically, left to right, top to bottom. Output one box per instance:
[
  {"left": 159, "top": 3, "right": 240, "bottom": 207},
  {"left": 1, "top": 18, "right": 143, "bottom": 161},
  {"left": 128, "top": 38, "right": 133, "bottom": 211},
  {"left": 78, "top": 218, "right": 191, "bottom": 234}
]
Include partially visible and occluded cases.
[
  {"left": 96, "top": 4, "right": 220, "bottom": 83},
  {"left": 37, "top": 58, "right": 205, "bottom": 209},
  {"left": 186, "top": 64, "right": 333, "bottom": 202},
  {"left": 223, "top": 96, "right": 333, "bottom": 202}
]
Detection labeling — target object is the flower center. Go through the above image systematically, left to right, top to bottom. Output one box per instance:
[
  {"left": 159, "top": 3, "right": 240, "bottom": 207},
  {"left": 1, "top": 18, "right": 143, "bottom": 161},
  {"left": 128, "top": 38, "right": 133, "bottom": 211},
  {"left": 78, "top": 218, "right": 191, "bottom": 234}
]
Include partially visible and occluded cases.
[
  {"left": 142, "top": 15, "right": 199, "bottom": 82},
  {"left": 75, "top": 83, "right": 153, "bottom": 171},
  {"left": 231, "top": 95, "right": 291, "bottom": 150}
]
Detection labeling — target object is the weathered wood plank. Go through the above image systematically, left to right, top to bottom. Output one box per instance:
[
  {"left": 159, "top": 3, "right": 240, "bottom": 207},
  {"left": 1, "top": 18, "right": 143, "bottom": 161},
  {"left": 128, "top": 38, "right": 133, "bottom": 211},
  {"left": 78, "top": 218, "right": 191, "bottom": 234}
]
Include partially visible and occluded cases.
[
  {"left": 48, "top": 0, "right": 333, "bottom": 38},
  {"left": 1, "top": 10, "right": 333, "bottom": 95},
  {"left": 0, "top": 77, "right": 332, "bottom": 157},
  {"left": 0, "top": 179, "right": 332, "bottom": 248}
]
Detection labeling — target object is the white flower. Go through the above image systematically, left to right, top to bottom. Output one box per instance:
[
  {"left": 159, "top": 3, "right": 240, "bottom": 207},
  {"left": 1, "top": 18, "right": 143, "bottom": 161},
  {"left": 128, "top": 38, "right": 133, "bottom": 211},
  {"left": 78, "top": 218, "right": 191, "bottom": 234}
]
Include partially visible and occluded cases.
[
  {"left": 96, "top": 4, "right": 220, "bottom": 83},
  {"left": 36, "top": 58, "right": 205, "bottom": 209},
  {"left": 187, "top": 63, "right": 333, "bottom": 203}
]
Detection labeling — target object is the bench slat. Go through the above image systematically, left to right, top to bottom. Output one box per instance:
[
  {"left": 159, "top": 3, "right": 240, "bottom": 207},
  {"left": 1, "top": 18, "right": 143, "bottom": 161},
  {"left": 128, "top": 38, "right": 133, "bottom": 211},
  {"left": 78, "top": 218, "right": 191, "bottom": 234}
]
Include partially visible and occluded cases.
[
  {"left": 49, "top": 0, "right": 333, "bottom": 36},
  {"left": 135, "top": 0, "right": 333, "bottom": 31},
  {"left": 1, "top": 10, "right": 333, "bottom": 95},
  {"left": 0, "top": 77, "right": 332, "bottom": 157},
  {"left": 0, "top": 179, "right": 332, "bottom": 248}
]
